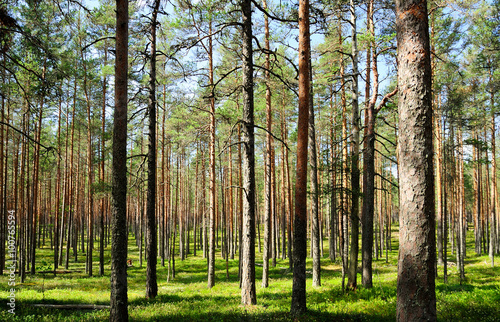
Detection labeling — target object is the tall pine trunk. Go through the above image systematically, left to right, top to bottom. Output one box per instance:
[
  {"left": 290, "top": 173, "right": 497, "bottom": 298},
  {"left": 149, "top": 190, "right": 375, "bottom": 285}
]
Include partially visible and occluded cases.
[
  {"left": 146, "top": 0, "right": 161, "bottom": 299},
  {"left": 240, "top": 0, "right": 257, "bottom": 306},
  {"left": 290, "top": 0, "right": 310, "bottom": 314},
  {"left": 347, "top": 0, "right": 360, "bottom": 291},
  {"left": 395, "top": 0, "right": 436, "bottom": 319},
  {"left": 207, "top": 19, "right": 217, "bottom": 289},
  {"left": 309, "top": 65, "right": 320, "bottom": 288}
]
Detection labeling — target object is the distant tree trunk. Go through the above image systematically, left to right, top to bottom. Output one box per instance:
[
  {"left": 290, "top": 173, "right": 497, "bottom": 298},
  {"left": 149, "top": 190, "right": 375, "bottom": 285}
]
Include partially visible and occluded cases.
[
  {"left": 110, "top": 0, "right": 129, "bottom": 320},
  {"left": 146, "top": 0, "right": 160, "bottom": 299},
  {"left": 240, "top": 0, "right": 257, "bottom": 306},
  {"left": 262, "top": 0, "right": 272, "bottom": 289},
  {"left": 290, "top": 0, "right": 310, "bottom": 315},
  {"left": 347, "top": 0, "right": 360, "bottom": 291},
  {"left": 395, "top": 0, "right": 436, "bottom": 319},
  {"left": 430, "top": 9, "right": 444, "bottom": 267},
  {"left": 338, "top": 13, "right": 349, "bottom": 292},
  {"left": 207, "top": 19, "right": 216, "bottom": 289},
  {"left": 80, "top": 31, "right": 94, "bottom": 277},
  {"left": 100, "top": 45, "right": 108, "bottom": 277},
  {"left": 308, "top": 63, "right": 320, "bottom": 288},
  {"left": 0, "top": 68, "right": 4, "bottom": 275},
  {"left": 65, "top": 84, "right": 77, "bottom": 269},
  {"left": 329, "top": 86, "right": 337, "bottom": 262},
  {"left": 490, "top": 91, "right": 497, "bottom": 267},
  {"left": 54, "top": 93, "right": 62, "bottom": 271},
  {"left": 30, "top": 95, "right": 43, "bottom": 275},
  {"left": 161, "top": 95, "right": 168, "bottom": 267},
  {"left": 282, "top": 96, "right": 293, "bottom": 270},
  {"left": 280, "top": 100, "right": 287, "bottom": 261},
  {"left": 435, "top": 112, "right": 444, "bottom": 266},
  {"left": 19, "top": 114, "right": 27, "bottom": 283},
  {"left": 442, "top": 114, "right": 448, "bottom": 284},
  {"left": 19, "top": 117, "right": 26, "bottom": 282},
  {"left": 237, "top": 124, "right": 243, "bottom": 285},
  {"left": 457, "top": 128, "right": 466, "bottom": 281},
  {"left": 473, "top": 132, "right": 482, "bottom": 255},
  {"left": 229, "top": 139, "right": 234, "bottom": 260},
  {"left": 201, "top": 142, "right": 207, "bottom": 261},
  {"left": 194, "top": 143, "right": 200, "bottom": 258},
  {"left": 271, "top": 150, "right": 277, "bottom": 267}
]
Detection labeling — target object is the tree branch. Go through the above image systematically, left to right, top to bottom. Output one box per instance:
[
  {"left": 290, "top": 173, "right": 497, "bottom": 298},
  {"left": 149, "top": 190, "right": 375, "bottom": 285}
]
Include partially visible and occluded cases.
[
  {"left": 251, "top": 0, "right": 297, "bottom": 23},
  {"left": 375, "top": 87, "right": 398, "bottom": 114},
  {"left": 253, "top": 124, "right": 290, "bottom": 151}
]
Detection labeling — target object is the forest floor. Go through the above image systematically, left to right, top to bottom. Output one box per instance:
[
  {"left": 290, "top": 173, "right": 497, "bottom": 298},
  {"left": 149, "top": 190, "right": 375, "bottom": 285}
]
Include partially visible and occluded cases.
[{"left": 1, "top": 226, "right": 499, "bottom": 321}]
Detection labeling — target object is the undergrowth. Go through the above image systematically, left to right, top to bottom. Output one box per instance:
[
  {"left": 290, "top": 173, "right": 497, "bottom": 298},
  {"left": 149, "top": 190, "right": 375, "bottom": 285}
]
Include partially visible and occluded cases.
[{"left": 0, "top": 226, "right": 499, "bottom": 321}]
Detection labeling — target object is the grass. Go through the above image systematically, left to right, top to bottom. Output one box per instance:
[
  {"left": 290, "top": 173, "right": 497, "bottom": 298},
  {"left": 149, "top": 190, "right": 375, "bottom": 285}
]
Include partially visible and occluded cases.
[{"left": 1, "top": 226, "right": 499, "bottom": 321}]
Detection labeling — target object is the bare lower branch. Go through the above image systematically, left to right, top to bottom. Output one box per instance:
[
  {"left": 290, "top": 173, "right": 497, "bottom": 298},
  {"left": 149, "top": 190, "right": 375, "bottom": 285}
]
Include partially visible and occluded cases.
[{"left": 0, "top": 121, "right": 55, "bottom": 153}]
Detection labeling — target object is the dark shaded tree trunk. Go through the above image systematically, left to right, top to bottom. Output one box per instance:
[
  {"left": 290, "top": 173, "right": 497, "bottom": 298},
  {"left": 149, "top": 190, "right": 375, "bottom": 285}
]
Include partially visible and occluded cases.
[
  {"left": 110, "top": 0, "right": 129, "bottom": 320},
  {"left": 146, "top": 0, "right": 161, "bottom": 299},
  {"left": 240, "top": 0, "right": 257, "bottom": 306},
  {"left": 290, "top": 0, "right": 310, "bottom": 315},
  {"left": 395, "top": 0, "right": 436, "bottom": 319},
  {"left": 308, "top": 65, "right": 320, "bottom": 288}
]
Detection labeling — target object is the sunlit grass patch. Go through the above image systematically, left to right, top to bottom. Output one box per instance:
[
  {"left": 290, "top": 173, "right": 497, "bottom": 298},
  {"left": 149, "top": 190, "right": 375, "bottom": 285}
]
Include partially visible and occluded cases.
[{"left": 0, "top": 225, "right": 499, "bottom": 321}]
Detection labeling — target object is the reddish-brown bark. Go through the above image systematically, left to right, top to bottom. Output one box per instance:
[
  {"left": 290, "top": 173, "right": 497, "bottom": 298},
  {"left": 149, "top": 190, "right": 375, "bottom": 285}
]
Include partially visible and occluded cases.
[{"left": 291, "top": 0, "right": 310, "bottom": 315}]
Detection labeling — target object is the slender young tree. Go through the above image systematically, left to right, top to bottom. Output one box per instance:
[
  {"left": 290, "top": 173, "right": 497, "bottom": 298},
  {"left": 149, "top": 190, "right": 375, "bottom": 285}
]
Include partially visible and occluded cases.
[
  {"left": 110, "top": 0, "right": 129, "bottom": 320},
  {"left": 146, "top": 0, "right": 161, "bottom": 299},
  {"left": 290, "top": 0, "right": 310, "bottom": 315},
  {"left": 361, "top": 0, "right": 398, "bottom": 286},
  {"left": 395, "top": 0, "right": 436, "bottom": 320},
  {"left": 208, "top": 18, "right": 216, "bottom": 289},
  {"left": 100, "top": 43, "right": 109, "bottom": 277},
  {"left": 309, "top": 64, "right": 320, "bottom": 288}
]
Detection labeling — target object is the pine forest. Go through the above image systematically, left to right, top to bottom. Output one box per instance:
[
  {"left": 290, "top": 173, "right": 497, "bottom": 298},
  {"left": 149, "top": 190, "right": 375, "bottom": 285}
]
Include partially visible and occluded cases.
[{"left": 0, "top": 0, "right": 499, "bottom": 321}]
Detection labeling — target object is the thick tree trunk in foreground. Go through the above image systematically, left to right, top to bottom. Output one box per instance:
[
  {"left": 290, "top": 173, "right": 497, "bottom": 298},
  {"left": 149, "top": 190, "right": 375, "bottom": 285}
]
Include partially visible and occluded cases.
[
  {"left": 110, "top": 0, "right": 129, "bottom": 320},
  {"left": 146, "top": 0, "right": 161, "bottom": 299},
  {"left": 240, "top": 0, "right": 257, "bottom": 306},
  {"left": 290, "top": 0, "right": 310, "bottom": 315},
  {"left": 395, "top": 0, "right": 436, "bottom": 320}
]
